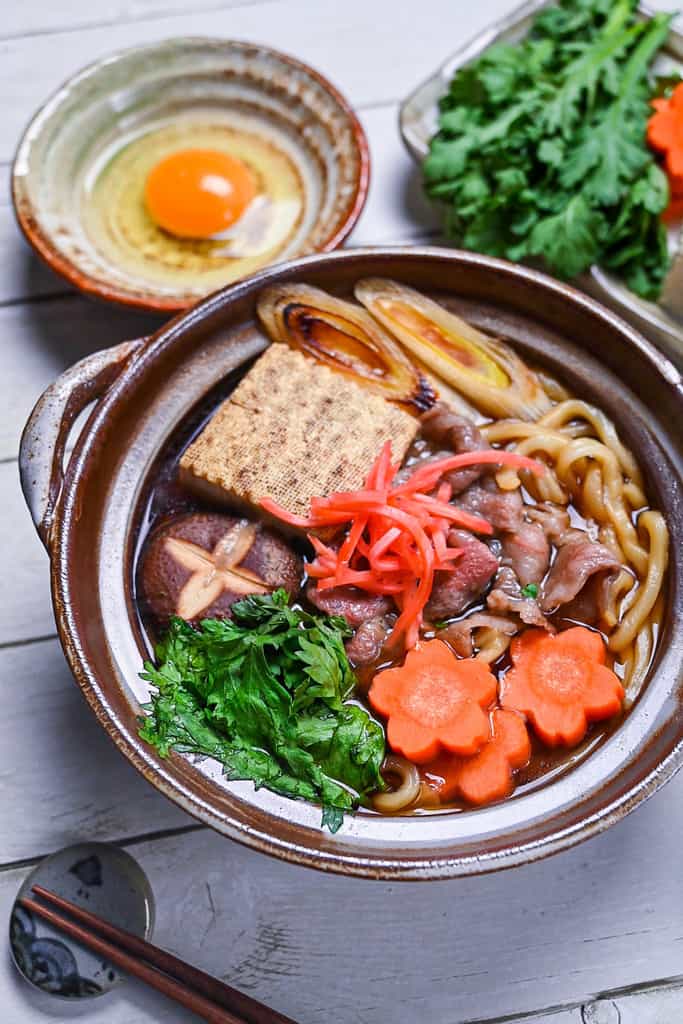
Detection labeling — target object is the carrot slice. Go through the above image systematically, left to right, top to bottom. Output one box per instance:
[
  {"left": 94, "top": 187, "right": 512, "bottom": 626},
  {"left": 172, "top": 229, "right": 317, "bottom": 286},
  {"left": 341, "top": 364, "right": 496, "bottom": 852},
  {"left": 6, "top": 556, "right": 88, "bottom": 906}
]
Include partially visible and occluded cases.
[
  {"left": 648, "top": 84, "right": 683, "bottom": 197},
  {"left": 435, "top": 481, "right": 452, "bottom": 503},
  {"left": 310, "top": 494, "right": 389, "bottom": 515},
  {"left": 259, "top": 498, "right": 319, "bottom": 528},
  {"left": 260, "top": 498, "right": 350, "bottom": 528},
  {"left": 431, "top": 529, "right": 448, "bottom": 562},
  {"left": 309, "top": 535, "right": 337, "bottom": 559},
  {"left": 369, "top": 556, "right": 403, "bottom": 572},
  {"left": 305, "top": 561, "right": 335, "bottom": 579},
  {"left": 316, "top": 571, "right": 406, "bottom": 593},
  {"left": 500, "top": 626, "right": 624, "bottom": 748},
  {"left": 369, "top": 640, "right": 496, "bottom": 762},
  {"left": 422, "top": 708, "right": 531, "bottom": 806}
]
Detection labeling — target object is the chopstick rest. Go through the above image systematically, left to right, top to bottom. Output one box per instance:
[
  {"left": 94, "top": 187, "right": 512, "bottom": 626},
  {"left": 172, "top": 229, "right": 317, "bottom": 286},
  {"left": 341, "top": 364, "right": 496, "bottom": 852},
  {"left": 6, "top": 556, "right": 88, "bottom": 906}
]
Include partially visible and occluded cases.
[{"left": 9, "top": 840, "right": 154, "bottom": 1001}]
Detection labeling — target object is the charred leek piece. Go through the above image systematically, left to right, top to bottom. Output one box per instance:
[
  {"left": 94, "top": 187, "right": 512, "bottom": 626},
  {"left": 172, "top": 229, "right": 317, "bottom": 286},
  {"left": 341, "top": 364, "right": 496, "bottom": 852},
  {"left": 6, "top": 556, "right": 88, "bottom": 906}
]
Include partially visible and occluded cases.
[
  {"left": 354, "top": 279, "right": 551, "bottom": 420},
  {"left": 257, "top": 284, "right": 435, "bottom": 412},
  {"left": 413, "top": 357, "right": 479, "bottom": 420}
]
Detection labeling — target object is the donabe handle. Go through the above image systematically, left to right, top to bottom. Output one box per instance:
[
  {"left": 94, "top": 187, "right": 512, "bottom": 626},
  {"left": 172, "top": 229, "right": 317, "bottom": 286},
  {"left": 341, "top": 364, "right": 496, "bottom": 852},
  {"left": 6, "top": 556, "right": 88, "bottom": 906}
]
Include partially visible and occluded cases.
[{"left": 19, "top": 337, "right": 147, "bottom": 551}]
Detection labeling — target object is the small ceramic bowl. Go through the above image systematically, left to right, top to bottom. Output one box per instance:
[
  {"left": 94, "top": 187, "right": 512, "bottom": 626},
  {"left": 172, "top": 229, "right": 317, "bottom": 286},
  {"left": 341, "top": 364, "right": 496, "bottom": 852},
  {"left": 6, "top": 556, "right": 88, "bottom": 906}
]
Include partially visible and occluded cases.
[
  {"left": 12, "top": 38, "right": 370, "bottom": 313},
  {"left": 9, "top": 842, "right": 154, "bottom": 1001}
]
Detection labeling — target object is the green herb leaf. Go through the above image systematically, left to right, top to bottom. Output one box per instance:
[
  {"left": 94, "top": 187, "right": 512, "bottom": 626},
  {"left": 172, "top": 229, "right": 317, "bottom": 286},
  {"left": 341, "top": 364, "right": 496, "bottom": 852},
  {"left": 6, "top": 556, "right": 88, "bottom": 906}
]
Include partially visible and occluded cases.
[
  {"left": 423, "top": 0, "right": 672, "bottom": 299},
  {"left": 528, "top": 194, "right": 606, "bottom": 278},
  {"left": 520, "top": 583, "right": 539, "bottom": 599},
  {"left": 139, "top": 593, "right": 385, "bottom": 831},
  {"left": 321, "top": 805, "right": 345, "bottom": 833}
]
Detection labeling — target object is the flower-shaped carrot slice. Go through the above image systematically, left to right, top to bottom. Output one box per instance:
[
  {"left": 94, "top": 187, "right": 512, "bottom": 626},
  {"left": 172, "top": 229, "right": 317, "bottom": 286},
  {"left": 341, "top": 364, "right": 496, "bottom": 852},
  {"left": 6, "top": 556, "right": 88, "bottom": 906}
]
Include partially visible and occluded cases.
[
  {"left": 648, "top": 84, "right": 683, "bottom": 194},
  {"left": 500, "top": 626, "right": 624, "bottom": 748},
  {"left": 368, "top": 639, "right": 496, "bottom": 762},
  {"left": 422, "top": 708, "right": 531, "bottom": 806}
]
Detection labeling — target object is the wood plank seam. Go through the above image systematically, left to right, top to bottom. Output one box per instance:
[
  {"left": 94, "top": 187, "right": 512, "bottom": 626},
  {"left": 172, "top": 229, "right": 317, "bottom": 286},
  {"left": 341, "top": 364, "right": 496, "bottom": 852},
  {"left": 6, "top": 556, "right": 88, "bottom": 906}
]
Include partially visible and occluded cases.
[
  {"left": 0, "top": 0, "right": 276, "bottom": 43},
  {"left": 0, "top": 291, "right": 74, "bottom": 311},
  {"left": 0, "top": 632, "right": 58, "bottom": 652},
  {"left": 0, "top": 824, "right": 205, "bottom": 876},
  {"left": 461, "top": 972, "right": 683, "bottom": 1023}
]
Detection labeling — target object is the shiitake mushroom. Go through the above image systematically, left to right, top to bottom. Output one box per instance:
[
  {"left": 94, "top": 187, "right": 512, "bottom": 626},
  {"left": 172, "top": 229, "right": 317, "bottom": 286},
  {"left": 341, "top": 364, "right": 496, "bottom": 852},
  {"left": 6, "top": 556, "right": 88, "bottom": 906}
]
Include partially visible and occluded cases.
[{"left": 140, "top": 512, "right": 301, "bottom": 627}]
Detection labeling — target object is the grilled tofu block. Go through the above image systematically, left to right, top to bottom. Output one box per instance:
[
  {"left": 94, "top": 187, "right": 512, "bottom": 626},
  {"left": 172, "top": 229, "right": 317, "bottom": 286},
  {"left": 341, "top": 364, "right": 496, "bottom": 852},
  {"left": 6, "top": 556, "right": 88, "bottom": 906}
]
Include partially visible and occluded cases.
[{"left": 179, "top": 343, "right": 419, "bottom": 526}]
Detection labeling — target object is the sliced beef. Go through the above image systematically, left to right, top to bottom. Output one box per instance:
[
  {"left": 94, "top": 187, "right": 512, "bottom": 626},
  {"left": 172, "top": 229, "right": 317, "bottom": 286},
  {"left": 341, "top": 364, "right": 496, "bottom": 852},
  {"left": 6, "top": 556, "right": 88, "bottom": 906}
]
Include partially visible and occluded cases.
[
  {"left": 419, "top": 402, "right": 487, "bottom": 493},
  {"left": 421, "top": 402, "right": 484, "bottom": 450},
  {"left": 457, "top": 477, "right": 524, "bottom": 533},
  {"left": 526, "top": 502, "right": 571, "bottom": 544},
  {"left": 501, "top": 521, "right": 550, "bottom": 587},
  {"left": 425, "top": 529, "right": 499, "bottom": 620},
  {"left": 540, "top": 530, "right": 620, "bottom": 613},
  {"left": 487, "top": 566, "right": 551, "bottom": 629},
  {"left": 554, "top": 573, "right": 614, "bottom": 628},
  {"left": 305, "top": 582, "right": 392, "bottom": 628},
  {"left": 442, "top": 613, "right": 518, "bottom": 658},
  {"left": 345, "top": 617, "right": 390, "bottom": 666}
]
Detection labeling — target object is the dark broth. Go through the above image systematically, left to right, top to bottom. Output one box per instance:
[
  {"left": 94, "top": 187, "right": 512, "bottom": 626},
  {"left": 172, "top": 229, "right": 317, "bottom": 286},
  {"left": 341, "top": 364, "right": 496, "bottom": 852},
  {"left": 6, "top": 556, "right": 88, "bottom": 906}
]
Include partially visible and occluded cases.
[{"left": 132, "top": 372, "right": 638, "bottom": 815}]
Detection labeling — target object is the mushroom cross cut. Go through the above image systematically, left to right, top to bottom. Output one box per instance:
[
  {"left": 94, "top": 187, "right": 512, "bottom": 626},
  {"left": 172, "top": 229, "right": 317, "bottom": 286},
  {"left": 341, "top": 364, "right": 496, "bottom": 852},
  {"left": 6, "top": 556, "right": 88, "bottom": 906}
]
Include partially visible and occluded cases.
[
  {"left": 140, "top": 512, "right": 301, "bottom": 625},
  {"left": 167, "top": 520, "right": 270, "bottom": 620}
]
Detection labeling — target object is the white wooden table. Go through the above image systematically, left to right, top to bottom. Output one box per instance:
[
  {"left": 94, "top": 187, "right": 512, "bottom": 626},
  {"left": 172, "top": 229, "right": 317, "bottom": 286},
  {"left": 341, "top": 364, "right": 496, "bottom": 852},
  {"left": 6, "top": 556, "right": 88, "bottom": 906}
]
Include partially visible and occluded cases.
[{"left": 3, "top": 2, "right": 683, "bottom": 1021}]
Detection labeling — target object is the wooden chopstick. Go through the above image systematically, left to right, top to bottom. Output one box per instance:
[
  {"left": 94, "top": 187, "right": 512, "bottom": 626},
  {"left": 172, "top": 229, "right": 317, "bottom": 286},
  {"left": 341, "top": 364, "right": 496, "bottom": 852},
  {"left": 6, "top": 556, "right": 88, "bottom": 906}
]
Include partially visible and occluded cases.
[
  {"left": 30, "top": 885, "right": 296, "bottom": 1024},
  {"left": 20, "top": 888, "right": 296, "bottom": 1024},
  {"left": 20, "top": 894, "right": 238, "bottom": 1023}
]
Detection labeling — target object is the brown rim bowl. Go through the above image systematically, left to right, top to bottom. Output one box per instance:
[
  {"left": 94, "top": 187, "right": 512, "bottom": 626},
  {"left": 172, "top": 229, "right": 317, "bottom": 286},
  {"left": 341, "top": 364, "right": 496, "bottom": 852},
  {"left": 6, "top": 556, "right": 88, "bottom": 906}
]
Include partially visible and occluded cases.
[
  {"left": 11, "top": 38, "right": 370, "bottom": 313},
  {"left": 19, "top": 247, "right": 683, "bottom": 880}
]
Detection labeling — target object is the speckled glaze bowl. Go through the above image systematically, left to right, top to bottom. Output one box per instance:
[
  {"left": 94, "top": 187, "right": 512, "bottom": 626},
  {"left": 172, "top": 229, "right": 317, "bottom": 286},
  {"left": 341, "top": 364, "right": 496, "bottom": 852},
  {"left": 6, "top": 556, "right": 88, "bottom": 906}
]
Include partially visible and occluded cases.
[
  {"left": 12, "top": 38, "right": 370, "bottom": 312},
  {"left": 19, "top": 248, "right": 683, "bottom": 880}
]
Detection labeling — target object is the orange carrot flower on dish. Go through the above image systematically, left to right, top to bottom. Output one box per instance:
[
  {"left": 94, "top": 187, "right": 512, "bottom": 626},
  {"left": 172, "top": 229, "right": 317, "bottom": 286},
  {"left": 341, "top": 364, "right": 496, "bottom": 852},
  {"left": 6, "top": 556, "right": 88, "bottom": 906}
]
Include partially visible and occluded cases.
[
  {"left": 647, "top": 84, "right": 683, "bottom": 196},
  {"left": 500, "top": 627, "right": 624, "bottom": 748},
  {"left": 368, "top": 639, "right": 496, "bottom": 763},
  {"left": 422, "top": 708, "right": 531, "bottom": 806}
]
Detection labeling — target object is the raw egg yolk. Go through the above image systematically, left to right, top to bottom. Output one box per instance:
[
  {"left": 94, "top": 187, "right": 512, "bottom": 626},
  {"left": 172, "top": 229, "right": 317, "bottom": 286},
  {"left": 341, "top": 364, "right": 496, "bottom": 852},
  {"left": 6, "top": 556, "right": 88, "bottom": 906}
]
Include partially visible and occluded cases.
[{"left": 144, "top": 149, "right": 257, "bottom": 239}]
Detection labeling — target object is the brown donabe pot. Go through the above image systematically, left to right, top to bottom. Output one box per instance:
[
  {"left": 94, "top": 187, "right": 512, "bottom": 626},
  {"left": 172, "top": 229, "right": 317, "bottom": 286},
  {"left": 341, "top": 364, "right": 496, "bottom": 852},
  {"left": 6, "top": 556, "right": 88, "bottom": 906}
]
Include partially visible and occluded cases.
[{"left": 20, "top": 248, "right": 683, "bottom": 880}]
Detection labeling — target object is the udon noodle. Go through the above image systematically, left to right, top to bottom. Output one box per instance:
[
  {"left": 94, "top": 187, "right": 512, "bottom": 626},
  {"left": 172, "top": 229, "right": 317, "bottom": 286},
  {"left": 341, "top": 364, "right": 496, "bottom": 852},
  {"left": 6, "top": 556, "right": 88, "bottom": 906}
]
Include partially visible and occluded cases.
[
  {"left": 482, "top": 399, "right": 668, "bottom": 698},
  {"left": 372, "top": 755, "right": 421, "bottom": 813}
]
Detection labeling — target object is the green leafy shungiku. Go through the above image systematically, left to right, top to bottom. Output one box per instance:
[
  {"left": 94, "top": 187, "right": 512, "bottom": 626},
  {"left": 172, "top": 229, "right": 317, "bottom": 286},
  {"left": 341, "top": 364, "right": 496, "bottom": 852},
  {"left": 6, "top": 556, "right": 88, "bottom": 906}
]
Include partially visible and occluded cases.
[
  {"left": 424, "top": 0, "right": 674, "bottom": 300},
  {"left": 138, "top": 590, "right": 385, "bottom": 832}
]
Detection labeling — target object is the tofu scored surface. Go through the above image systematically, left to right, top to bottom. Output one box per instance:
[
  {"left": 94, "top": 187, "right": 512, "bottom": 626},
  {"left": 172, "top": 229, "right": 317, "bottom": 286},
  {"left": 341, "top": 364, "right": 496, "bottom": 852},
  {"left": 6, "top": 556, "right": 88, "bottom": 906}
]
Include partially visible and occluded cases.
[{"left": 179, "top": 344, "right": 420, "bottom": 523}]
